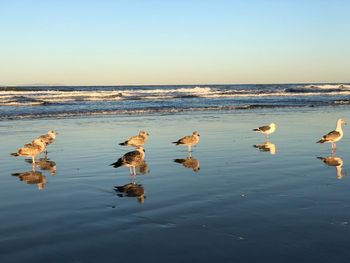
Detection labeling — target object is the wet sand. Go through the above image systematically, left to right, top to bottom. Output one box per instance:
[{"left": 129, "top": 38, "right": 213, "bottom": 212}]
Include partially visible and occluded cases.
[{"left": 1, "top": 106, "right": 350, "bottom": 263}]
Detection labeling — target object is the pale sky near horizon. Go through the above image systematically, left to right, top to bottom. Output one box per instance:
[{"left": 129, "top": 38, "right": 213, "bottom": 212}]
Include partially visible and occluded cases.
[{"left": 0, "top": 0, "right": 349, "bottom": 86}]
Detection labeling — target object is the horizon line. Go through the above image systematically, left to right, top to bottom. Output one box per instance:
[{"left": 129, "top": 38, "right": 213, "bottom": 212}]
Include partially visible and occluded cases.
[{"left": 1, "top": 81, "right": 349, "bottom": 88}]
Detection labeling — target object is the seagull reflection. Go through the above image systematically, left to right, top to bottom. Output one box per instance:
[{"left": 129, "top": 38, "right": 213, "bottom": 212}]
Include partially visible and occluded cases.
[
  {"left": 253, "top": 141, "right": 277, "bottom": 155},
  {"left": 174, "top": 152, "right": 200, "bottom": 172},
  {"left": 317, "top": 156, "right": 346, "bottom": 179},
  {"left": 25, "top": 158, "right": 57, "bottom": 176},
  {"left": 136, "top": 160, "right": 149, "bottom": 175},
  {"left": 12, "top": 170, "right": 47, "bottom": 190},
  {"left": 114, "top": 182, "right": 145, "bottom": 204}
]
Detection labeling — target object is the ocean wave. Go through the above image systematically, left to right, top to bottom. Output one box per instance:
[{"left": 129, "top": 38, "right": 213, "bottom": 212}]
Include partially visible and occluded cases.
[
  {"left": 1, "top": 84, "right": 350, "bottom": 106},
  {"left": 1, "top": 84, "right": 350, "bottom": 120},
  {"left": 286, "top": 84, "right": 350, "bottom": 93},
  {"left": 0, "top": 104, "right": 320, "bottom": 120}
]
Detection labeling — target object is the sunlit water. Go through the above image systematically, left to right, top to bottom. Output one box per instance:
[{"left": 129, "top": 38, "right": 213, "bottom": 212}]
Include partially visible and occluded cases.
[{"left": 1, "top": 106, "right": 350, "bottom": 263}]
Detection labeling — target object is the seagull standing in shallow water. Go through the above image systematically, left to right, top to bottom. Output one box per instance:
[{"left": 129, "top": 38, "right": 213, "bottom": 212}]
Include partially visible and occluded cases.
[
  {"left": 317, "top": 118, "right": 346, "bottom": 153},
  {"left": 253, "top": 123, "right": 276, "bottom": 140},
  {"left": 37, "top": 130, "right": 58, "bottom": 156},
  {"left": 119, "top": 131, "right": 149, "bottom": 147},
  {"left": 172, "top": 131, "right": 200, "bottom": 152},
  {"left": 11, "top": 139, "right": 46, "bottom": 167},
  {"left": 110, "top": 147, "right": 145, "bottom": 176}
]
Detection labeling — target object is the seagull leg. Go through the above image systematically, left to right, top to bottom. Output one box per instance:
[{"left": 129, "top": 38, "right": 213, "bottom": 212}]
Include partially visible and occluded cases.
[
  {"left": 331, "top": 143, "right": 336, "bottom": 154},
  {"left": 188, "top": 145, "right": 192, "bottom": 152},
  {"left": 32, "top": 156, "right": 36, "bottom": 170},
  {"left": 129, "top": 166, "right": 133, "bottom": 175},
  {"left": 133, "top": 166, "right": 136, "bottom": 176}
]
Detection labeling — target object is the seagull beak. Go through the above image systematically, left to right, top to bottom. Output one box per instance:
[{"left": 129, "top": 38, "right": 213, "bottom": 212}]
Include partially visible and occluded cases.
[{"left": 143, "top": 149, "right": 146, "bottom": 152}]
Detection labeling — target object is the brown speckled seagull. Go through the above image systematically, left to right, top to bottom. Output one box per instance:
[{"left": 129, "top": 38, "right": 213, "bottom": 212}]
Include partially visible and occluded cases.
[
  {"left": 317, "top": 118, "right": 346, "bottom": 153},
  {"left": 37, "top": 130, "right": 58, "bottom": 156},
  {"left": 119, "top": 131, "right": 149, "bottom": 147},
  {"left": 172, "top": 131, "right": 200, "bottom": 152},
  {"left": 11, "top": 139, "right": 46, "bottom": 166},
  {"left": 110, "top": 147, "right": 145, "bottom": 176}
]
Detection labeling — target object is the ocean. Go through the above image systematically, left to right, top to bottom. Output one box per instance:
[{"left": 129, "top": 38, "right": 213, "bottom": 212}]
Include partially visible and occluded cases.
[
  {"left": 1, "top": 83, "right": 350, "bottom": 120},
  {"left": 2, "top": 84, "right": 350, "bottom": 262}
]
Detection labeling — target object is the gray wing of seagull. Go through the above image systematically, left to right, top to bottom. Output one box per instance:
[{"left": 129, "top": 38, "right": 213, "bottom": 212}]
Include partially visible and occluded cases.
[
  {"left": 257, "top": 125, "right": 271, "bottom": 132},
  {"left": 321, "top": 130, "right": 341, "bottom": 142},
  {"left": 174, "top": 135, "right": 195, "bottom": 145}
]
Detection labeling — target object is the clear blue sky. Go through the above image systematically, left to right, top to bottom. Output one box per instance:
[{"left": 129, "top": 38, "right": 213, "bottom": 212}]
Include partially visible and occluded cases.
[{"left": 0, "top": 0, "right": 349, "bottom": 85}]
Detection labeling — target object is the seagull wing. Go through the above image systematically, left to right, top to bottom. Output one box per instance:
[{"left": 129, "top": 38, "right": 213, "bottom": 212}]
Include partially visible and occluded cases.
[
  {"left": 258, "top": 125, "right": 271, "bottom": 132},
  {"left": 322, "top": 130, "right": 341, "bottom": 142}
]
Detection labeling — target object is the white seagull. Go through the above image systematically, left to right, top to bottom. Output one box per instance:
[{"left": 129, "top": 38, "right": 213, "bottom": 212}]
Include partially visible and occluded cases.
[
  {"left": 317, "top": 118, "right": 346, "bottom": 153},
  {"left": 253, "top": 123, "right": 277, "bottom": 139}
]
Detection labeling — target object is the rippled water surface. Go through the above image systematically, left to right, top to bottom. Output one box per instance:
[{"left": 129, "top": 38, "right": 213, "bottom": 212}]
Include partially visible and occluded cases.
[
  {"left": 1, "top": 83, "right": 350, "bottom": 119},
  {"left": 1, "top": 106, "right": 350, "bottom": 263}
]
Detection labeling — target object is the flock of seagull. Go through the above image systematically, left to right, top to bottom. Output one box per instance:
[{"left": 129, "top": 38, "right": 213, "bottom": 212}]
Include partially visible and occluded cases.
[{"left": 10, "top": 118, "right": 347, "bottom": 178}]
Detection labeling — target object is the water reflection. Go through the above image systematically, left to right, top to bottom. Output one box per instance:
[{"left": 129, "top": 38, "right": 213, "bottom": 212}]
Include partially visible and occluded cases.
[
  {"left": 253, "top": 141, "right": 277, "bottom": 155},
  {"left": 174, "top": 153, "right": 200, "bottom": 173},
  {"left": 317, "top": 156, "right": 346, "bottom": 179},
  {"left": 12, "top": 158, "right": 57, "bottom": 190},
  {"left": 25, "top": 158, "right": 57, "bottom": 176},
  {"left": 136, "top": 160, "right": 149, "bottom": 175},
  {"left": 11, "top": 170, "right": 47, "bottom": 190},
  {"left": 114, "top": 181, "right": 146, "bottom": 204}
]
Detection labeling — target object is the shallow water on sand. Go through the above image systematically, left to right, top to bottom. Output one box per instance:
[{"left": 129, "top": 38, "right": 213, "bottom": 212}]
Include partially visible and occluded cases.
[{"left": 1, "top": 106, "right": 350, "bottom": 263}]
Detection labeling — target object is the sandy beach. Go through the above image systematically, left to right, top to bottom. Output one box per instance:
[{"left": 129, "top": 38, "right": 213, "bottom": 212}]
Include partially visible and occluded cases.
[{"left": 1, "top": 106, "right": 350, "bottom": 262}]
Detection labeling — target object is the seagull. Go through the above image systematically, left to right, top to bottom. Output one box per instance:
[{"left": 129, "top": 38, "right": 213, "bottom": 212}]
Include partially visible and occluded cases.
[
  {"left": 317, "top": 118, "right": 346, "bottom": 153},
  {"left": 253, "top": 123, "right": 276, "bottom": 139},
  {"left": 37, "top": 130, "right": 58, "bottom": 156},
  {"left": 119, "top": 130, "right": 149, "bottom": 147},
  {"left": 172, "top": 131, "right": 200, "bottom": 152},
  {"left": 11, "top": 138, "right": 46, "bottom": 166},
  {"left": 110, "top": 147, "right": 145, "bottom": 176},
  {"left": 317, "top": 156, "right": 345, "bottom": 179},
  {"left": 174, "top": 157, "right": 200, "bottom": 172}
]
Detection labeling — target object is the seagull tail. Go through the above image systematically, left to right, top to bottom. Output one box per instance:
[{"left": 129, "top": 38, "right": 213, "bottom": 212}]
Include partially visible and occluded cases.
[
  {"left": 253, "top": 128, "right": 260, "bottom": 132},
  {"left": 317, "top": 139, "right": 326, "bottom": 144},
  {"left": 119, "top": 141, "right": 127, "bottom": 146},
  {"left": 10, "top": 153, "right": 19, "bottom": 157},
  {"left": 317, "top": 157, "right": 325, "bottom": 161},
  {"left": 110, "top": 159, "right": 123, "bottom": 168},
  {"left": 174, "top": 159, "right": 185, "bottom": 164},
  {"left": 114, "top": 186, "right": 124, "bottom": 192}
]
